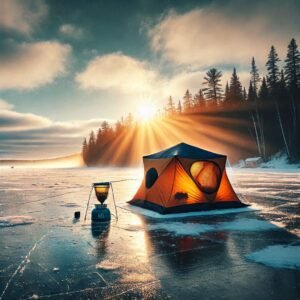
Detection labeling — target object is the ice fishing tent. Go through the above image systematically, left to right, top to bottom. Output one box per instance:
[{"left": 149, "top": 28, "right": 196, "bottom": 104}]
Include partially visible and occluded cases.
[{"left": 128, "top": 143, "right": 246, "bottom": 214}]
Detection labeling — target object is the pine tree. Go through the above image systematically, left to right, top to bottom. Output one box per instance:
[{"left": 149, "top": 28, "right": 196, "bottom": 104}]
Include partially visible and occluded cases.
[
  {"left": 284, "top": 38, "right": 300, "bottom": 89},
  {"left": 284, "top": 39, "right": 300, "bottom": 157},
  {"left": 266, "top": 45, "right": 280, "bottom": 89},
  {"left": 250, "top": 57, "right": 261, "bottom": 97},
  {"left": 202, "top": 68, "right": 223, "bottom": 102},
  {"left": 229, "top": 68, "right": 243, "bottom": 101},
  {"left": 275, "top": 69, "right": 291, "bottom": 158},
  {"left": 279, "top": 70, "right": 286, "bottom": 89},
  {"left": 255, "top": 77, "right": 268, "bottom": 160},
  {"left": 259, "top": 77, "right": 268, "bottom": 99},
  {"left": 248, "top": 81, "right": 255, "bottom": 102},
  {"left": 224, "top": 82, "right": 230, "bottom": 101},
  {"left": 243, "top": 87, "right": 247, "bottom": 101},
  {"left": 193, "top": 89, "right": 205, "bottom": 109},
  {"left": 183, "top": 90, "right": 192, "bottom": 111},
  {"left": 167, "top": 96, "right": 175, "bottom": 115},
  {"left": 177, "top": 100, "right": 182, "bottom": 114},
  {"left": 125, "top": 114, "right": 134, "bottom": 127},
  {"left": 115, "top": 120, "right": 124, "bottom": 135},
  {"left": 101, "top": 121, "right": 110, "bottom": 132},
  {"left": 96, "top": 128, "right": 102, "bottom": 147},
  {"left": 88, "top": 131, "right": 96, "bottom": 163},
  {"left": 89, "top": 131, "right": 96, "bottom": 147},
  {"left": 82, "top": 138, "right": 88, "bottom": 164}
]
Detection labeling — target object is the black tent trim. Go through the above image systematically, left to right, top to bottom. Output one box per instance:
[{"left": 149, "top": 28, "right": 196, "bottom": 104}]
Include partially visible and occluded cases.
[
  {"left": 144, "top": 143, "right": 225, "bottom": 160},
  {"left": 129, "top": 199, "right": 248, "bottom": 215}
]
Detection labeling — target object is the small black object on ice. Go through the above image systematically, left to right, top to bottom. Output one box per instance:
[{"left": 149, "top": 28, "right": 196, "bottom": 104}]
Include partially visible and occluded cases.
[{"left": 74, "top": 211, "right": 80, "bottom": 219}]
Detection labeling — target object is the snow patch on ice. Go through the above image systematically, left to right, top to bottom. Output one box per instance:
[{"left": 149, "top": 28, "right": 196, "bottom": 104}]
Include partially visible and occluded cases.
[
  {"left": 121, "top": 204, "right": 259, "bottom": 219},
  {"left": 0, "top": 216, "right": 35, "bottom": 227},
  {"left": 148, "top": 218, "right": 278, "bottom": 236},
  {"left": 221, "top": 219, "right": 277, "bottom": 231},
  {"left": 148, "top": 222, "right": 215, "bottom": 235},
  {"left": 246, "top": 245, "right": 300, "bottom": 269},
  {"left": 96, "top": 260, "right": 120, "bottom": 270}
]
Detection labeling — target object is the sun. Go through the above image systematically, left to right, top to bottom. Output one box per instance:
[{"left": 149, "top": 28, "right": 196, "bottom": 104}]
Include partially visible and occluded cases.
[{"left": 137, "top": 102, "right": 156, "bottom": 121}]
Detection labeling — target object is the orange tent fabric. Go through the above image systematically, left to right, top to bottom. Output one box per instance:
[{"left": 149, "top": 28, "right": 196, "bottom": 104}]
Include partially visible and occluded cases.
[{"left": 128, "top": 143, "right": 246, "bottom": 214}]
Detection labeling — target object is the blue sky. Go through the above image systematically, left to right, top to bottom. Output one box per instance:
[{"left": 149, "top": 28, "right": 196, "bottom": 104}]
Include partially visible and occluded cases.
[{"left": 0, "top": 0, "right": 299, "bottom": 159}]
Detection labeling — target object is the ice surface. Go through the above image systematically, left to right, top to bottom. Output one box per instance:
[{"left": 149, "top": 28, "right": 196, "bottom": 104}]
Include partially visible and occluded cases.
[
  {"left": 0, "top": 167, "right": 299, "bottom": 299},
  {"left": 0, "top": 216, "right": 35, "bottom": 227},
  {"left": 147, "top": 218, "right": 278, "bottom": 236},
  {"left": 246, "top": 245, "right": 300, "bottom": 269}
]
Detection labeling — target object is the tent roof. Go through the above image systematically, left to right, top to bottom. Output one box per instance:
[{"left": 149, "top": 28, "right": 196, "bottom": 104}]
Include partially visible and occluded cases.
[{"left": 144, "top": 143, "right": 225, "bottom": 159}]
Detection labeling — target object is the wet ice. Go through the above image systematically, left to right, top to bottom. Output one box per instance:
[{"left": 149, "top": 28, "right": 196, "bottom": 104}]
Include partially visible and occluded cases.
[{"left": 0, "top": 167, "right": 299, "bottom": 299}]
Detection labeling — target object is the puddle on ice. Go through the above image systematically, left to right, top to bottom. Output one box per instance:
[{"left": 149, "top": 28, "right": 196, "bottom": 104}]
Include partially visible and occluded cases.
[
  {"left": 0, "top": 216, "right": 35, "bottom": 227},
  {"left": 246, "top": 245, "right": 300, "bottom": 269}
]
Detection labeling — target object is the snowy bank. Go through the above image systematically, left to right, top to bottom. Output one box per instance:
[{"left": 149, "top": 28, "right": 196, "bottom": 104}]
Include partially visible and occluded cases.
[{"left": 236, "top": 153, "right": 300, "bottom": 170}]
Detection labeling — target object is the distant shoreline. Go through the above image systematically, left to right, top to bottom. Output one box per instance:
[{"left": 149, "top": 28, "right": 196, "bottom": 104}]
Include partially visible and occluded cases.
[{"left": 0, "top": 153, "right": 83, "bottom": 167}]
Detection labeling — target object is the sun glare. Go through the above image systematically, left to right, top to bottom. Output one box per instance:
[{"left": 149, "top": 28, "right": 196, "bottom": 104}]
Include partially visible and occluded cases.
[{"left": 137, "top": 102, "right": 156, "bottom": 121}]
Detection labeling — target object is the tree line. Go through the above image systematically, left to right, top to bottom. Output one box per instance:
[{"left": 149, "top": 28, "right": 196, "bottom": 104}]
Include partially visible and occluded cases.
[{"left": 82, "top": 38, "right": 300, "bottom": 166}]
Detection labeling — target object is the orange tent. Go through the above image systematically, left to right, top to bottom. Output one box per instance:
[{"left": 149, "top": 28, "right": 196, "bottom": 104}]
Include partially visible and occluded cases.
[{"left": 128, "top": 143, "right": 247, "bottom": 214}]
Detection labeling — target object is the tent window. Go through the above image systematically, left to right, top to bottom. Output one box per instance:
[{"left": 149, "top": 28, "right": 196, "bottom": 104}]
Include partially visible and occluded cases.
[
  {"left": 190, "top": 161, "right": 221, "bottom": 193},
  {"left": 145, "top": 168, "right": 158, "bottom": 189}
]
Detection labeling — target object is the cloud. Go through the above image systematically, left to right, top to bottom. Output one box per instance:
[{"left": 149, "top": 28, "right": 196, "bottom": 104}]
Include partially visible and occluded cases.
[
  {"left": 0, "top": 0, "right": 48, "bottom": 34},
  {"left": 149, "top": 1, "right": 300, "bottom": 68},
  {"left": 59, "top": 24, "right": 84, "bottom": 39},
  {"left": 0, "top": 41, "right": 71, "bottom": 90},
  {"left": 75, "top": 52, "right": 251, "bottom": 103},
  {"left": 76, "top": 52, "right": 159, "bottom": 94},
  {"left": 161, "top": 68, "right": 251, "bottom": 100},
  {"left": 163, "top": 71, "right": 204, "bottom": 100},
  {"left": 0, "top": 99, "right": 14, "bottom": 110},
  {"left": 0, "top": 108, "right": 112, "bottom": 158},
  {"left": 0, "top": 110, "right": 51, "bottom": 131}
]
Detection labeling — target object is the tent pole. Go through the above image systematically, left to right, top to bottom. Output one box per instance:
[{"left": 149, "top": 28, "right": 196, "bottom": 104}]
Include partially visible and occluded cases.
[
  {"left": 110, "top": 182, "right": 118, "bottom": 220},
  {"left": 84, "top": 185, "right": 93, "bottom": 222}
]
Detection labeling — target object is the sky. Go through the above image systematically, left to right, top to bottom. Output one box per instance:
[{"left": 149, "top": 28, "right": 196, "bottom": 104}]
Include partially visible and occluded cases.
[{"left": 0, "top": 0, "right": 299, "bottom": 159}]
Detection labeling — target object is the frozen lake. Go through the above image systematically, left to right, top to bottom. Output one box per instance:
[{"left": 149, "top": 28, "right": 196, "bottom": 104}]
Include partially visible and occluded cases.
[{"left": 0, "top": 167, "right": 299, "bottom": 299}]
